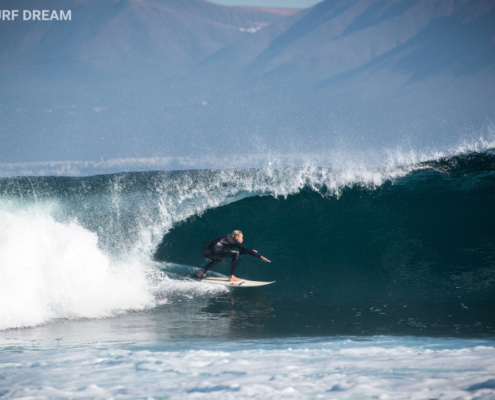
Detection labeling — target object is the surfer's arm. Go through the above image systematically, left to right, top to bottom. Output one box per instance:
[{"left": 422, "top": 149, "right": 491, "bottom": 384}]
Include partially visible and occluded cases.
[
  {"left": 233, "top": 241, "right": 261, "bottom": 258},
  {"left": 236, "top": 246, "right": 270, "bottom": 262}
]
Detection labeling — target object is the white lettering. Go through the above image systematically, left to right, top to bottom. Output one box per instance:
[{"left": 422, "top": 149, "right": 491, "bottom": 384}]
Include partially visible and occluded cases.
[
  {"left": 7, "top": 9, "right": 72, "bottom": 22},
  {"left": 60, "top": 10, "right": 71, "bottom": 21}
]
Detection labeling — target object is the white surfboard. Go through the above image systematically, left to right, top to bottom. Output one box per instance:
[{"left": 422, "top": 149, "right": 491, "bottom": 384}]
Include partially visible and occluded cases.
[{"left": 198, "top": 277, "right": 275, "bottom": 287}]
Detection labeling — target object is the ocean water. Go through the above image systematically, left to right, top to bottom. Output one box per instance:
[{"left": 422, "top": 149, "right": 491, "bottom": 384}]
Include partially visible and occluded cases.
[{"left": 1, "top": 145, "right": 495, "bottom": 398}]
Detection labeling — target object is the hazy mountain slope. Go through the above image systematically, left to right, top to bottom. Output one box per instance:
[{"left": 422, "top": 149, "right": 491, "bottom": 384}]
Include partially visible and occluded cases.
[
  {"left": 0, "top": 0, "right": 494, "bottom": 170},
  {"left": 0, "top": 0, "right": 296, "bottom": 76},
  {"left": 246, "top": 0, "right": 495, "bottom": 83}
]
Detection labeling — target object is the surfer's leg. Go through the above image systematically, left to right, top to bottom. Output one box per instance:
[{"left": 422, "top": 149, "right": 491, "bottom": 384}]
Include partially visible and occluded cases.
[
  {"left": 205, "top": 249, "right": 242, "bottom": 281},
  {"left": 215, "top": 250, "right": 241, "bottom": 281},
  {"left": 229, "top": 250, "right": 241, "bottom": 276},
  {"left": 200, "top": 258, "right": 222, "bottom": 275}
]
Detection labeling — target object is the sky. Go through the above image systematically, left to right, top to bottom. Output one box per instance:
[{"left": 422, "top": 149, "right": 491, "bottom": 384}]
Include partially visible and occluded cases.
[{"left": 208, "top": 0, "right": 322, "bottom": 7}]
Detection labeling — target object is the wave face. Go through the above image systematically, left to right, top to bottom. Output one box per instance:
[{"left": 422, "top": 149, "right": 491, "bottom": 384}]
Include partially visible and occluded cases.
[{"left": 1, "top": 150, "right": 495, "bottom": 335}]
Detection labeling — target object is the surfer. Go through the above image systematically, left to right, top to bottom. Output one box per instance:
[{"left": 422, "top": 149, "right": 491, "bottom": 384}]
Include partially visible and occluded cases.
[{"left": 192, "top": 230, "right": 271, "bottom": 282}]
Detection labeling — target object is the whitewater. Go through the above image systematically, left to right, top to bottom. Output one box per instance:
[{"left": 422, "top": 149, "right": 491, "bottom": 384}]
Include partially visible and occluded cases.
[
  {"left": 1, "top": 139, "right": 494, "bottom": 398},
  {"left": 1, "top": 337, "right": 495, "bottom": 399}
]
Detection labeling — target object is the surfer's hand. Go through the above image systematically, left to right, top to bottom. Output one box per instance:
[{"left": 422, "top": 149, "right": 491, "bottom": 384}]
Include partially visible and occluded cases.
[{"left": 261, "top": 256, "right": 271, "bottom": 263}]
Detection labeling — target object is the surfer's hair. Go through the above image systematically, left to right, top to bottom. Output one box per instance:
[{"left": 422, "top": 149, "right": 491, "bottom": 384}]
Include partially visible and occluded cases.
[{"left": 229, "top": 230, "right": 243, "bottom": 238}]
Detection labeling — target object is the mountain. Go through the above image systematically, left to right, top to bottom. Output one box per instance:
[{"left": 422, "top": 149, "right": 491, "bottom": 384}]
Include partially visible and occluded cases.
[
  {"left": 0, "top": 0, "right": 494, "bottom": 171},
  {"left": 0, "top": 0, "right": 297, "bottom": 76}
]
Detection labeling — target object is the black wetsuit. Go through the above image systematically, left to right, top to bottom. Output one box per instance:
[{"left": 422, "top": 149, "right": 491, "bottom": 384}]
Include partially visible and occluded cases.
[{"left": 201, "top": 236, "right": 261, "bottom": 276}]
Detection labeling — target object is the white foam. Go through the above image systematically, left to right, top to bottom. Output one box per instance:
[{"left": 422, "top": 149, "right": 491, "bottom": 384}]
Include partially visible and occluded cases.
[
  {"left": 0, "top": 209, "right": 156, "bottom": 330},
  {"left": 1, "top": 339, "right": 494, "bottom": 399}
]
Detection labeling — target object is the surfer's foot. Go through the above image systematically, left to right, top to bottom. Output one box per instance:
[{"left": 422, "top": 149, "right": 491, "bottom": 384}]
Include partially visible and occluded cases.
[
  {"left": 190, "top": 272, "right": 205, "bottom": 280},
  {"left": 229, "top": 275, "right": 241, "bottom": 282}
]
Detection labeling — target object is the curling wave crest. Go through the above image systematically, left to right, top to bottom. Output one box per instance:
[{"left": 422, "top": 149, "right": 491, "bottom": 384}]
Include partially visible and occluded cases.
[{"left": 0, "top": 140, "right": 494, "bottom": 331}]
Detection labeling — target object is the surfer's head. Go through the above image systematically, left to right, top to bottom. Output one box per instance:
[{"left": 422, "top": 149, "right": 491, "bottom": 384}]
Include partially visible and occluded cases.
[{"left": 229, "top": 230, "right": 243, "bottom": 242}]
